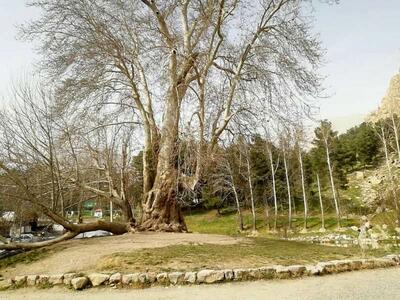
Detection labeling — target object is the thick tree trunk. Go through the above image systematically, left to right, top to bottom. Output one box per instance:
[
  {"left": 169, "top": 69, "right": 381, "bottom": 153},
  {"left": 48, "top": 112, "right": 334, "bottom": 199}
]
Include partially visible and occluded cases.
[{"left": 140, "top": 93, "right": 187, "bottom": 232}]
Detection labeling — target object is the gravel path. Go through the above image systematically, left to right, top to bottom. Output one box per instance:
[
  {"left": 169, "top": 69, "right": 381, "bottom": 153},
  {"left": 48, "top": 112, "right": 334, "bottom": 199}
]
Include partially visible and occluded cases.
[{"left": 2, "top": 267, "right": 400, "bottom": 300}]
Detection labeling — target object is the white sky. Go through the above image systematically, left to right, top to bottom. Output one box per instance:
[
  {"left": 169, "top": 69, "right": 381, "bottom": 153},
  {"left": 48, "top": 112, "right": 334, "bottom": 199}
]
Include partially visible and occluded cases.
[
  {"left": 313, "top": 0, "right": 400, "bottom": 126},
  {"left": 0, "top": 1, "right": 399, "bottom": 131}
]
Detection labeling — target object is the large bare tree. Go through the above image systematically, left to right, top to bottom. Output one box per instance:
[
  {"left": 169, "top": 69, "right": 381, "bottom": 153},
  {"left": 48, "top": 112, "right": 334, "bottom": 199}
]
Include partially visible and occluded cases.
[{"left": 17, "top": 0, "right": 324, "bottom": 231}]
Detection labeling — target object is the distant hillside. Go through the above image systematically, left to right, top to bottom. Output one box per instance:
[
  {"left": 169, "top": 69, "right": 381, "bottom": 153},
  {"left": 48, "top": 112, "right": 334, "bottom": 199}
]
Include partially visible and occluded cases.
[{"left": 367, "top": 73, "right": 400, "bottom": 122}]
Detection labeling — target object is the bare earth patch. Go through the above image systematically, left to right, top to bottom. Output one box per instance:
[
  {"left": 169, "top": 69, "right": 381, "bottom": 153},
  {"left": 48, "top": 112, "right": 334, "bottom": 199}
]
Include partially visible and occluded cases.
[{"left": 1, "top": 232, "right": 243, "bottom": 277}]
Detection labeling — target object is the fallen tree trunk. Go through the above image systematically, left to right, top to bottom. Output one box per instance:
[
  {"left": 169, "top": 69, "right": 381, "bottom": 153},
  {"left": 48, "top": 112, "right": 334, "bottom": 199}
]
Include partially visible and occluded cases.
[
  {"left": 0, "top": 220, "right": 130, "bottom": 251},
  {"left": 0, "top": 231, "right": 78, "bottom": 251}
]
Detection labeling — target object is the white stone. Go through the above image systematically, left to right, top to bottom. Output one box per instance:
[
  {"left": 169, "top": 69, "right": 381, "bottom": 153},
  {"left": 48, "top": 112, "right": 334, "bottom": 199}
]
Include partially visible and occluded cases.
[
  {"left": 384, "top": 254, "right": 400, "bottom": 262},
  {"left": 317, "top": 262, "right": 336, "bottom": 274},
  {"left": 306, "top": 264, "right": 323, "bottom": 276},
  {"left": 274, "top": 265, "right": 291, "bottom": 278},
  {"left": 287, "top": 265, "right": 306, "bottom": 277},
  {"left": 259, "top": 267, "right": 275, "bottom": 279},
  {"left": 248, "top": 268, "right": 262, "bottom": 279},
  {"left": 223, "top": 269, "right": 234, "bottom": 281},
  {"left": 233, "top": 269, "right": 248, "bottom": 280},
  {"left": 196, "top": 270, "right": 224, "bottom": 284},
  {"left": 147, "top": 272, "right": 157, "bottom": 283},
  {"left": 156, "top": 272, "right": 169, "bottom": 284},
  {"left": 168, "top": 272, "right": 185, "bottom": 284},
  {"left": 184, "top": 272, "right": 196, "bottom": 284},
  {"left": 63, "top": 273, "right": 78, "bottom": 285},
  {"left": 88, "top": 273, "right": 109, "bottom": 286},
  {"left": 109, "top": 273, "right": 122, "bottom": 284},
  {"left": 121, "top": 273, "right": 139, "bottom": 285},
  {"left": 138, "top": 273, "right": 148, "bottom": 284},
  {"left": 49, "top": 274, "right": 64, "bottom": 285},
  {"left": 14, "top": 275, "right": 27, "bottom": 285},
  {"left": 26, "top": 275, "right": 38, "bottom": 286},
  {"left": 37, "top": 275, "right": 50, "bottom": 285},
  {"left": 71, "top": 277, "right": 89, "bottom": 290},
  {"left": 0, "top": 279, "right": 13, "bottom": 289}
]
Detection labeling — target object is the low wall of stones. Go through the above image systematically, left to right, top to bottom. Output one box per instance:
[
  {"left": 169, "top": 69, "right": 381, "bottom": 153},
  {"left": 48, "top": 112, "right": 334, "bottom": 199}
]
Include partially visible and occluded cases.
[{"left": 1, "top": 254, "right": 399, "bottom": 291}]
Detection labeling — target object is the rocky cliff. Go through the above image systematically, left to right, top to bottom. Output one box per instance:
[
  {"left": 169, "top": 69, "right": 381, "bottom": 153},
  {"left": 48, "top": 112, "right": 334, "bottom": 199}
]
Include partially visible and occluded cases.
[{"left": 367, "top": 73, "right": 400, "bottom": 122}]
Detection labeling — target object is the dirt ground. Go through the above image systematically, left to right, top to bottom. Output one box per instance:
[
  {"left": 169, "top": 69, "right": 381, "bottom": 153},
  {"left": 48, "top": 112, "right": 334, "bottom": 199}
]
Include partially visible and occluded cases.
[{"left": 2, "top": 232, "right": 243, "bottom": 277}]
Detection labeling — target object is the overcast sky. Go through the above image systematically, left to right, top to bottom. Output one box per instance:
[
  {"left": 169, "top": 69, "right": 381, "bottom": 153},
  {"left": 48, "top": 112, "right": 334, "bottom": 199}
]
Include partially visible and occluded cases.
[{"left": 0, "top": 1, "right": 399, "bottom": 131}]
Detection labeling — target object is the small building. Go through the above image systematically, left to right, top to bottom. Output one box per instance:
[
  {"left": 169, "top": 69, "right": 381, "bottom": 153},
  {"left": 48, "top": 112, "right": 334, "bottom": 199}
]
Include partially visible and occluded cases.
[{"left": 93, "top": 208, "right": 103, "bottom": 218}]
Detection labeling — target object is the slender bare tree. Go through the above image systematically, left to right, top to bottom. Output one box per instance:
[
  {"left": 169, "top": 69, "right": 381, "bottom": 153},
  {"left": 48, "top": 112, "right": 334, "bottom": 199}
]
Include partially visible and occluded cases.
[
  {"left": 319, "top": 122, "right": 341, "bottom": 228},
  {"left": 377, "top": 123, "right": 400, "bottom": 223},
  {"left": 295, "top": 127, "right": 308, "bottom": 232},
  {"left": 282, "top": 141, "right": 293, "bottom": 230},
  {"left": 266, "top": 143, "right": 279, "bottom": 231},
  {"left": 316, "top": 173, "right": 326, "bottom": 231}
]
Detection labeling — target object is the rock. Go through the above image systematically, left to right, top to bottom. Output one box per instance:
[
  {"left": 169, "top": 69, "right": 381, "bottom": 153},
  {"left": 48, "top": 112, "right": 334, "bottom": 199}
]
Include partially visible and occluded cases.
[
  {"left": 367, "top": 74, "right": 400, "bottom": 122},
  {"left": 350, "top": 226, "right": 359, "bottom": 232},
  {"left": 384, "top": 254, "right": 400, "bottom": 263},
  {"left": 373, "top": 258, "right": 396, "bottom": 268},
  {"left": 361, "top": 259, "right": 375, "bottom": 269},
  {"left": 332, "top": 260, "right": 351, "bottom": 272},
  {"left": 349, "top": 260, "right": 363, "bottom": 270},
  {"left": 317, "top": 262, "right": 336, "bottom": 274},
  {"left": 306, "top": 264, "right": 323, "bottom": 276},
  {"left": 274, "top": 265, "right": 291, "bottom": 279},
  {"left": 287, "top": 265, "right": 306, "bottom": 277},
  {"left": 259, "top": 267, "right": 276, "bottom": 279},
  {"left": 248, "top": 268, "right": 262, "bottom": 280},
  {"left": 223, "top": 269, "right": 234, "bottom": 281},
  {"left": 233, "top": 269, "right": 248, "bottom": 280},
  {"left": 196, "top": 270, "right": 224, "bottom": 284},
  {"left": 147, "top": 272, "right": 157, "bottom": 284},
  {"left": 168, "top": 272, "right": 185, "bottom": 284},
  {"left": 184, "top": 272, "right": 196, "bottom": 284},
  {"left": 63, "top": 273, "right": 78, "bottom": 285},
  {"left": 88, "top": 273, "right": 109, "bottom": 286},
  {"left": 109, "top": 273, "right": 122, "bottom": 284},
  {"left": 121, "top": 273, "right": 139, "bottom": 285},
  {"left": 138, "top": 273, "right": 148, "bottom": 284},
  {"left": 156, "top": 273, "right": 169, "bottom": 285},
  {"left": 49, "top": 274, "right": 64, "bottom": 285},
  {"left": 14, "top": 275, "right": 27, "bottom": 285},
  {"left": 26, "top": 275, "right": 39, "bottom": 286},
  {"left": 37, "top": 275, "right": 50, "bottom": 285},
  {"left": 71, "top": 277, "right": 89, "bottom": 290},
  {"left": 0, "top": 279, "right": 13, "bottom": 290}
]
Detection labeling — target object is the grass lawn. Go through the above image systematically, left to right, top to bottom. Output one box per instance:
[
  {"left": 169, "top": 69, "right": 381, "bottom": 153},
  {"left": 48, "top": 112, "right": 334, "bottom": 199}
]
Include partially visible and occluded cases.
[
  {"left": 184, "top": 209, "right": 360, "bottom": 237},
  {"left": 96, "top": 237, "right": 391, "bottom": 273},
  {"left": 0, "top": 248, "right": 49, "bottom": 272}
]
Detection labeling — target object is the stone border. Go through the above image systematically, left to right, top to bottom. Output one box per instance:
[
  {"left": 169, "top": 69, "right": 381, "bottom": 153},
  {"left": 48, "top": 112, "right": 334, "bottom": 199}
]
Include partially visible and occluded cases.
[{"left": 1, "top": 255, "right": 399, "bottom": 290}]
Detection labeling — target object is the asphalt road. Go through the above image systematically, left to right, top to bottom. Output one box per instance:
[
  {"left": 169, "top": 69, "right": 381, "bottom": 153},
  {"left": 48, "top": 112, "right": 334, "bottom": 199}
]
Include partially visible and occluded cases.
[{"left": 2, "top": 267, "right": 400, "bottom": 300}]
